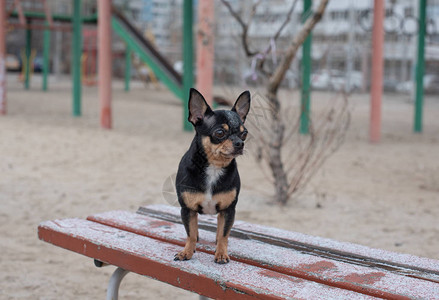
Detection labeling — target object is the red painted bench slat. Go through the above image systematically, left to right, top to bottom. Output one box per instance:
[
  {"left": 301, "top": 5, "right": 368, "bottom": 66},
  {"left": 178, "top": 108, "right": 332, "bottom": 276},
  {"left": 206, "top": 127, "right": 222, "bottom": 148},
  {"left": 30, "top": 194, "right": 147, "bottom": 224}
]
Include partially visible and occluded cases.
[
  {"left": 145, "top": 204, "right": 439, "bottom": 277},
  {"left": 87, "top": 209, "right": 439, "bottom": 300},
  {"left": 38, "top": 218, "right": 377, "bottom": 300}
]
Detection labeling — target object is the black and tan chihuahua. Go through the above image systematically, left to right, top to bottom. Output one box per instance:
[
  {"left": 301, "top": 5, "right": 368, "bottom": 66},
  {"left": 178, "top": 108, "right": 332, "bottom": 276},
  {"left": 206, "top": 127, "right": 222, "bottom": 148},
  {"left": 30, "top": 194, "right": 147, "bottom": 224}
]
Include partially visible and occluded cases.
[{"left": 174, "top": 88, "right": 250, "bottom": 264}]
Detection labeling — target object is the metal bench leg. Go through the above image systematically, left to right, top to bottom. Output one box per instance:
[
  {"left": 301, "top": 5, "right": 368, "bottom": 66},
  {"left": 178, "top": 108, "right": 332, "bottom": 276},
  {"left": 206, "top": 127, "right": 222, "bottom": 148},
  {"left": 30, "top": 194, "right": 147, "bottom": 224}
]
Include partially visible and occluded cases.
[
  {"left": 103, "top": 265, "right": 207, "bottom": 300},
  {"left": 106, "top": 267, "right": 129, "bottom": 300}
]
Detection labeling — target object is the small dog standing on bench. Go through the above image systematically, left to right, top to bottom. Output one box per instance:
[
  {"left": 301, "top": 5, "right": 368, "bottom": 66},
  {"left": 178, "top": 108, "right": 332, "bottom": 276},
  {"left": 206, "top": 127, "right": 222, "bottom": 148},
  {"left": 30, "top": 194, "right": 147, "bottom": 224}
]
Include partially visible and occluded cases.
[{"left": 175, "top": 88, "right": 250, "bottom": 264}]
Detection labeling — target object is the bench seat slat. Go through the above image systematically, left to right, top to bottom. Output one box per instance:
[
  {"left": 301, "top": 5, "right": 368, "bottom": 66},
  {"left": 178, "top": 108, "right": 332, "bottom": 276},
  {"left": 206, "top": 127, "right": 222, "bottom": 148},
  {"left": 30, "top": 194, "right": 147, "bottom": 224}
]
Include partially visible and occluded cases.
[
  {"left": 142, "top": 204, "right": 439, "bottom": 275},
  {"left": 88, "top": 210, "right": 439, "bottom": 300},
  {"left": 38, "top": 218, "right": 377, "bottom": 300}
]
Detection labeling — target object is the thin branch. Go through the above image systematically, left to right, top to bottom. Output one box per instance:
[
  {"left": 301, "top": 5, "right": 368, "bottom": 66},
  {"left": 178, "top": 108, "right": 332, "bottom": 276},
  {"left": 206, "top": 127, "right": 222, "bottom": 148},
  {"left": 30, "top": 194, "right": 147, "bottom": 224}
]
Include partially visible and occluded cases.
[
  {"left": 219, "top": 0, "right": 260, "bottom": 57},
  {"left": 254, "top": 0, "right": 299, "bottom": 77},
  {"left": 268, "top": 0, "right": 330, "bottom": 95},
  {"left": 273, "top": 0, "right": 300, "bottom": 45},
  {"left": 286, "top": 94, "right": 350, "bottom": 197}
]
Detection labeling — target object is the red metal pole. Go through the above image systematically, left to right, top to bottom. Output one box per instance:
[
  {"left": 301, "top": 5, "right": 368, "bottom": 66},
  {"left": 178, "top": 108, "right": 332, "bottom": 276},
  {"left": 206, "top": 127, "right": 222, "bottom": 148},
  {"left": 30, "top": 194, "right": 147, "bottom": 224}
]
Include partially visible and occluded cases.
[
  {"left": 0, "top": 0, "right": 6, "bottom": 115},
  {"left": 14, "top": 0, "right": 26, "bottom": 26},
  {"left": 42, "top": 0, "right": 54, "bottom": 27},
  {"left": 98, "top": 0, "right": 112, "bottom": 129},
  {"left": 195, "top": 0, "right": 215, "bottom": 106},
  {"left": 369, "top": 0, "right": 385, "bottom": 143}
]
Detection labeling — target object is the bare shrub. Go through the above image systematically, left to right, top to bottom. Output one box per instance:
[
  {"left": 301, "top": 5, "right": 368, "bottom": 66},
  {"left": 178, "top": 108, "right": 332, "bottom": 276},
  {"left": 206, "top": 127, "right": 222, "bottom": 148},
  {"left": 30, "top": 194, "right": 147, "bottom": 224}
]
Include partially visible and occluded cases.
[{"left": 220, "top": 0, "right": 351, "bottom": 204}]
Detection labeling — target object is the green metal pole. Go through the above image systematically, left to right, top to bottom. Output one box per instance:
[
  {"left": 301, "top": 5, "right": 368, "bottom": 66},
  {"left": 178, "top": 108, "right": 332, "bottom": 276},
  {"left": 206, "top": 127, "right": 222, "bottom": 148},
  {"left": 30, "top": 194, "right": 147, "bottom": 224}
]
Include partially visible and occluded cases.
[
  {"left": 72, "top": 0, "right": 82, "bottom": 116},
  {"left": 182, "top": 0, "right": 194, "bottom": 131},
  {"left": 300, "top": 0, "right": 312, "bottom": 135},
  {"left": 414, "top": 0, "right": 426, "bottom": 133},
  {"left": 112, "top": 17, "right": 183, "bottom": 99},
  {"left": 25, "top": 21, "right": 31, "bottom": 90},
  {"left": 42, "top": 21, "right": 50, "bottom": 91},
  {"left": 124, "top": 45, "right": 131, "bottom": 92}
]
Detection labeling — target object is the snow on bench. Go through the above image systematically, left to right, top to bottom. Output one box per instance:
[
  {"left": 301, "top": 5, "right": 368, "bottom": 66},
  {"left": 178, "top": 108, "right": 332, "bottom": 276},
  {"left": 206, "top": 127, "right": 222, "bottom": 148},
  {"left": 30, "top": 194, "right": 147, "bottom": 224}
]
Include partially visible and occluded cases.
[{"left": 38, "top": 204, "right": 439, "bottom": 299}]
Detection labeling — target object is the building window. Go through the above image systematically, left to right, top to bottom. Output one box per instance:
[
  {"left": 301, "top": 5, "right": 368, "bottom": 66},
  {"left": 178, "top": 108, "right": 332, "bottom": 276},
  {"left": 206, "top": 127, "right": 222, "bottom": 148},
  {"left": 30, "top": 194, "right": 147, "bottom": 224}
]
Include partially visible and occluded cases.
[
  {"left": 404, "top": 7, "right": 414, "bottom": 17},
  {"left": 331, "top": 10, "right": 349, "bottom": 21}
]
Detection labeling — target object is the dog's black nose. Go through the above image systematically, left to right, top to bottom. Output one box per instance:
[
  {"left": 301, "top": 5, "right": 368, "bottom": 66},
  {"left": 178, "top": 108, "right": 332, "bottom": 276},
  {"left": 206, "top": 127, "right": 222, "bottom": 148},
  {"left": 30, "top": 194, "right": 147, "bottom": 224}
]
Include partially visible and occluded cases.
[{"left": 234, "top": 140, "right": 244, "bottom": 149}]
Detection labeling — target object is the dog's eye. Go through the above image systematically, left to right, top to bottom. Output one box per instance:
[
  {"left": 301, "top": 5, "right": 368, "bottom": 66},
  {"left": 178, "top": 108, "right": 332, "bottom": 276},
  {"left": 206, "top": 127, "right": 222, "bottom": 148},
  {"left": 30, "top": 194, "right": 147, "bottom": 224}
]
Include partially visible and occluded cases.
[
  {"left": 214, "top": 129, "right": 226, "bottom": 139},
  {"left": 240, "top": 131, "right": 248, "bottom": 141}
]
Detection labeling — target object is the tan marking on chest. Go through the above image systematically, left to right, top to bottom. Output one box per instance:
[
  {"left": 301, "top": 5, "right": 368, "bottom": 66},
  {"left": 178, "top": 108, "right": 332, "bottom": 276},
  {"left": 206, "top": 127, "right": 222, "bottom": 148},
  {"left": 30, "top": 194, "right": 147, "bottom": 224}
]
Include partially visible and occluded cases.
[
  {"left": 239, "top": 125, "right": 244, "bottom": 132},
  {"left": 202, "top": 136, "right": 234, "bottom": 168},
  {"left": 213, "top": 189, "right": 237, "bottom": 211},
  {"left": 181, "top": 191, "right": 205, "bottom": 211}
]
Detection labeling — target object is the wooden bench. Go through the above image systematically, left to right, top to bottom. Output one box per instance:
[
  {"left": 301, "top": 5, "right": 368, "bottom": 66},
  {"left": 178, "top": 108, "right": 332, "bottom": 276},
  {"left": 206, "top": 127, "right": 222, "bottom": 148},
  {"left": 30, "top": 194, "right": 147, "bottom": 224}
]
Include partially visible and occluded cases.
[{"left": 38, "top": 204, "right": 439, "bottom": 299}]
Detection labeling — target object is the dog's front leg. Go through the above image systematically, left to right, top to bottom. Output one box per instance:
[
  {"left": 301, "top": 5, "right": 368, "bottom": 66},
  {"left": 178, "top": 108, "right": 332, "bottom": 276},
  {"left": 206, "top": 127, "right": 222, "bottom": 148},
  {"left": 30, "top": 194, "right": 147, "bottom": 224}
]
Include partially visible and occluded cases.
[
  {"left": 175, "top": 207, "right": 198, "bottom": 261},
  {"left": 215, "top": 208, "right": 235, "bottom": 264}
]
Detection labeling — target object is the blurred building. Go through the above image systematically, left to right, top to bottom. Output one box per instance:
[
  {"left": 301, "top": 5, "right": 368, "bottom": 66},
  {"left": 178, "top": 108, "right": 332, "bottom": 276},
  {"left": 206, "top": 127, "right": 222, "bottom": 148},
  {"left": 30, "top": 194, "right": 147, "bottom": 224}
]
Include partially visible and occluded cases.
[
  {"left": 5, "top": 0, "right": 439, "bottom": 90},
  {"left": 110, "top": 0, "right": 439, "bottom": 89},
  {"left": 113, "top": 0, "right": 183, "bottom": 62},
  {"left": 214, "top": 0, "right": 439, "bottom": 89},
  {"left": 214, "top": 0, "right": 300, "bottom": 84},
  {"left": 313, "top": 0, "right": 439, "bottom": 90}
]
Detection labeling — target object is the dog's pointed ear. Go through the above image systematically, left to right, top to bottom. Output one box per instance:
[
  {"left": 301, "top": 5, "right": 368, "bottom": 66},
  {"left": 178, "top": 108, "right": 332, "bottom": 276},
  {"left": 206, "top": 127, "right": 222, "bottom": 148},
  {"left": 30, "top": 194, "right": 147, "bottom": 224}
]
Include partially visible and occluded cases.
[
  {"left": 188, "top": 88, "right": 212, "bottom": 126},
  {"left": 231, "top": 91, "right": 251, "bottom": 123}
]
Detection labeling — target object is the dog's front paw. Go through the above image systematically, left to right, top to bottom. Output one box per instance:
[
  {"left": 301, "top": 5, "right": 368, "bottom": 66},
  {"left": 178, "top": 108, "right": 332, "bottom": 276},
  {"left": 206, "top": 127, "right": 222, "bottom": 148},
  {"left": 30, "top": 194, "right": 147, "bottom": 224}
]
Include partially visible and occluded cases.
[
  {"left": 174, "top": 249, "right": 194, "bottom": 261},
  {"left": 214, "top": 251, "right": 230, "bottom": 264}
]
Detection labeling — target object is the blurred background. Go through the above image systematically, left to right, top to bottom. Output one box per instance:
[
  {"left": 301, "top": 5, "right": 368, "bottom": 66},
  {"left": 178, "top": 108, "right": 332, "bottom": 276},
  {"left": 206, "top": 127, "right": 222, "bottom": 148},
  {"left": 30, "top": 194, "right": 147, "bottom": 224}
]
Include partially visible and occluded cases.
[
  {"left": 4, "top": 0, "right": 439, "bottom": 94},
  {"left": 1, "top": 1, "right": 439, "bottom": 299}
]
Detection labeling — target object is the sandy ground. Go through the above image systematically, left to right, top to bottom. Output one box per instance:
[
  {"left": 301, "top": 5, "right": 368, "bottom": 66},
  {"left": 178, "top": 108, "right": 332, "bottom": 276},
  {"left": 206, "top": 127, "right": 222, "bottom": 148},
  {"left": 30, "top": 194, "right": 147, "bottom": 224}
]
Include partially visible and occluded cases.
[{"left": 1, "top": 74, "right": 438, "bottom": 299}]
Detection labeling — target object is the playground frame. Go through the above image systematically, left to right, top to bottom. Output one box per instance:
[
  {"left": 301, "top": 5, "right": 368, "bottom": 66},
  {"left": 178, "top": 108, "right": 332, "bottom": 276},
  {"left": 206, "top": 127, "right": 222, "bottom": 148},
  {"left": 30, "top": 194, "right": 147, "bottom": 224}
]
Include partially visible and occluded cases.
[
  {"left": 0, "top": 0, "right": 430, "bottom": 139},
  {"left": 1, "top": 0, "right": 194, "bottom": 130}
]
